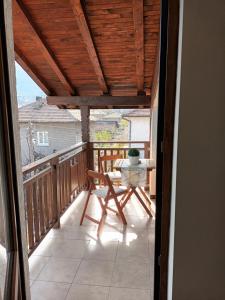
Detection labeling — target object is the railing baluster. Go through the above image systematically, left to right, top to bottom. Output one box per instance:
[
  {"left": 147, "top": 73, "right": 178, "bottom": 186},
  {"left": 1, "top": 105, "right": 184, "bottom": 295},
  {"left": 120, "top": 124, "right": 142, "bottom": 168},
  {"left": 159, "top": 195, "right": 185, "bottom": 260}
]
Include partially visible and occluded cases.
[
  {"left": 110, "top": 149, "right": 113, "bottom": 171},
  {"left": 97, "top": 150, "right": 100, "bottom": 172},
  {"left": 47, "top": 173, "right": 52, "bottom": 224},
  {"left": 43, "top": 174, "right": 49, "bottom": 229},
  {"left": 38, "top": 177, "right": 44, "bottom": 236},
  {"left": 32, "top": 181, "right": 39, "bottom": 245},
  {"left": 26, "top": 183, "right": 34, "bottom": 250}
]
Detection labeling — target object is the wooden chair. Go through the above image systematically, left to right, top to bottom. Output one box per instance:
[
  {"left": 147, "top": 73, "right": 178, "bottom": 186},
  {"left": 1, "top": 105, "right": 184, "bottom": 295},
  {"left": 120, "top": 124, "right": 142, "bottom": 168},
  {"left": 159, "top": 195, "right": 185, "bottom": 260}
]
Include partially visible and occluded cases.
[
  {"left": 99, "top": 154, "right": 122, "bottom": 185},
  {"left": 80, "top": 170, "right": 127, "bottom": 236}
]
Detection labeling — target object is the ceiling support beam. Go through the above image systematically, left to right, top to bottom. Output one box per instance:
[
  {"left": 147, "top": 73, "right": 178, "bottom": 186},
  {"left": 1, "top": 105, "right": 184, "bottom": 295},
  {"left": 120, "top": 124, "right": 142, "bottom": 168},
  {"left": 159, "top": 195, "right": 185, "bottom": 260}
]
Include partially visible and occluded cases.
[
  {"left": 15, "top": 0, "right": 75, "bottom": 95},
  {"left": 70, "top": 0, "right": 108, "bottom": 94},
  {"left": 133, "top": 0, "right": 144, "bottom": 94},
  {"left": 15, "top": 46, "right": 52, "bottom": 96},
  {"left": 47, "top": 96, "right": 150, "bottom": 108}
]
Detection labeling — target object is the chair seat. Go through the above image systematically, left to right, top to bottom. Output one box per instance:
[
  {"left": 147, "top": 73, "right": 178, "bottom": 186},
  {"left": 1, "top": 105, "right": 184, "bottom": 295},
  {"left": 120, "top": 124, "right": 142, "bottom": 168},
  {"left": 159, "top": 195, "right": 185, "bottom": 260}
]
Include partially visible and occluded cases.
[
  {"left": 107, "top": 171, "right": 122, "bottom": 180},
  {"left": 92, "top": 186, "right": 127, "bottom": 198}
]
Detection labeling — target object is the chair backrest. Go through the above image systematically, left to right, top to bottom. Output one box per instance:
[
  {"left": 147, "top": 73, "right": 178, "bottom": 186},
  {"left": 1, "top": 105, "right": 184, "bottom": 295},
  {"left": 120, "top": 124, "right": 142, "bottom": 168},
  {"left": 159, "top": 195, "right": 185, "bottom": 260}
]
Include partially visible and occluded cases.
[
  {"left": 99, "top": 154, "right": 122, "bottom": 173},
  {"left": 87, "top": 169, "right": 112, "bottom": 188}
]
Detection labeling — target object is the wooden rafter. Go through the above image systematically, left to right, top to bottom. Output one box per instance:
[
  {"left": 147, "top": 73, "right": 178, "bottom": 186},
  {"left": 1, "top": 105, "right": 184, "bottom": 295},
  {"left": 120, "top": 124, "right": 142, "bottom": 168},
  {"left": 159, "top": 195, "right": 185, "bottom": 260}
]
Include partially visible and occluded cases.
[
  {"left": 15, "top": 0, "right": 75, "bottom": 95},
  {"left": 70, "top": 0, "right": 108, "bottom": 94},
  {"left": 133, "top": 0, "right": 144, "bottom": 94},
  {"left": 14, "top": 46, "right": 52, "bottom": 96},
  {"left": 47, "top": 96, "right": 150, "bottom": 108}
]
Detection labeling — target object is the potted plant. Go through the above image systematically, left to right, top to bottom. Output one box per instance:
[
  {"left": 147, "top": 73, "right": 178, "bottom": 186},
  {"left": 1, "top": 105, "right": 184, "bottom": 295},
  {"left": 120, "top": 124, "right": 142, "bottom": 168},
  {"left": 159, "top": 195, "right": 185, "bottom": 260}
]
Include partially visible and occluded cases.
[{"left": 128, "top": 148, "right": 140, "bottom": 165}]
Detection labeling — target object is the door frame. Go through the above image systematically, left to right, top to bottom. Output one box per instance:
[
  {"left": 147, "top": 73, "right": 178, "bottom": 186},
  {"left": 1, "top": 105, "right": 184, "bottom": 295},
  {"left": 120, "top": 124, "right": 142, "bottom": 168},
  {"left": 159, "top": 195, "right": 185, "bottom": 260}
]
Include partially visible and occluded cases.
[
  {"left": 0, "top": 0, "right": 30, "bottom": 299},
  {"left": 154, "top": 0, "right": 180, "bottom": 299}
]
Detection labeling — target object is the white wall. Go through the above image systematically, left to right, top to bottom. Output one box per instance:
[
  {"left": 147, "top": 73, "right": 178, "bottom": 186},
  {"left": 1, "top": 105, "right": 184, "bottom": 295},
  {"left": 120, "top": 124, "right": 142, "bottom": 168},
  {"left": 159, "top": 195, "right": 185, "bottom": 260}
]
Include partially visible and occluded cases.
[
  {"left": 169, "top": 0, "right": 225, "bottom": 299},
  {"left": 128, "top": 117, "right": 150, "bottom": 142}
]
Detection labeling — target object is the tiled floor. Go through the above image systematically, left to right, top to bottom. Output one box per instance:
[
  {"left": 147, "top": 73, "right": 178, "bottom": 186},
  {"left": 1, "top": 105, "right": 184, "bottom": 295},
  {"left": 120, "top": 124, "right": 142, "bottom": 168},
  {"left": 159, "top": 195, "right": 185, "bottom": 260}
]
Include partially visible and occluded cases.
[{"left": 29, "top": 191, "right": 155, "bottom": 300}]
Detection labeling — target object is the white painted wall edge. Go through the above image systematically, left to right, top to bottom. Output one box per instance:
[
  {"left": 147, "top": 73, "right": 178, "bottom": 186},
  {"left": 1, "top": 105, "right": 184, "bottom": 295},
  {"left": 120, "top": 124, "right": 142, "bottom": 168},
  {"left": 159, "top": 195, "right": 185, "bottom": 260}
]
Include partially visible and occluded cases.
[{"left": 167, "top": 0, "right": 184, "bottom": 298}]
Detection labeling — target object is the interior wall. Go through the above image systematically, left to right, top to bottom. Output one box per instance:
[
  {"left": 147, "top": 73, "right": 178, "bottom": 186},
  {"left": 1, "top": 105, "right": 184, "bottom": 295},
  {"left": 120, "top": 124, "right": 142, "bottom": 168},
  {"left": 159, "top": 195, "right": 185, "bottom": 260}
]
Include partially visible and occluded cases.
[
  {"left": 169, "top": 0, "right": 225, "bottom": 299},
  {"left": 150, "top": 88, "right": 158, "bottom": 196}
]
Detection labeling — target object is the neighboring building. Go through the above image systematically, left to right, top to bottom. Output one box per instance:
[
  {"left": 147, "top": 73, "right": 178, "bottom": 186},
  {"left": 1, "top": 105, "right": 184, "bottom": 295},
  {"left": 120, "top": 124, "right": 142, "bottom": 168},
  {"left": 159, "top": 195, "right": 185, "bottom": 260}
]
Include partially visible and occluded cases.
[
  {"left": 19, "top": 99, "right": 122, "bottom": 166},
  {"left": 19, "top": 99, "right": 82, "bottom": 166},
  {"left": 122, "top": 109, "right": 151, "bottom": 142}
]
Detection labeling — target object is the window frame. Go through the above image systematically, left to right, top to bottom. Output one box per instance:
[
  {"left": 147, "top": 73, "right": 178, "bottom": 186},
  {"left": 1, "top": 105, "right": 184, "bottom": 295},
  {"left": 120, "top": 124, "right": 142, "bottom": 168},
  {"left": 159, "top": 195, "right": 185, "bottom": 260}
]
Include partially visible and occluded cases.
[{"left": 37, "top": 131, "right": 49, "bottom": 146}]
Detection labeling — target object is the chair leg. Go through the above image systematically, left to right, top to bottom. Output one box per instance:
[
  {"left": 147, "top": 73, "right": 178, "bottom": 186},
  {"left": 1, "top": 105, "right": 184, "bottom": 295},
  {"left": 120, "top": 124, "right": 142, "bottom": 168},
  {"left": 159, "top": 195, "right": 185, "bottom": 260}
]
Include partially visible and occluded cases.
[
  {"left": 80, "top": 189, "right": 92, "bottom": 225},
  {"left": 119, "top": 191, "right": 128, "bottom": 204},
  {"left": 97, "top": 195, "right": 109, "bottom": 236},
  {"left": 113, "top": 195, "right": 127, "bottom": 225},
  {"left": 97, "top": 196, "right": 107, "bottom": 215}
]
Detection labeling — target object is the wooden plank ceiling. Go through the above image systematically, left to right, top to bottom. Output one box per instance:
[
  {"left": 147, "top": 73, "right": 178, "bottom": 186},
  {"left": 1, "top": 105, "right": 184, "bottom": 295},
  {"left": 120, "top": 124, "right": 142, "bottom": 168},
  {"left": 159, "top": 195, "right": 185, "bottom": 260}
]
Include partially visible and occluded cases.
[{"left": 13, "top": 0, "right": 160, "bottom": 106}]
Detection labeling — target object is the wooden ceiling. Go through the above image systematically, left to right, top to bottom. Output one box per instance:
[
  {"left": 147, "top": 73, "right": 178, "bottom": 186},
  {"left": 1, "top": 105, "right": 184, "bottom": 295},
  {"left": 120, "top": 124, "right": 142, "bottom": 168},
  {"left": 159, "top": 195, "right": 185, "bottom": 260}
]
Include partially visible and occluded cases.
[{"left": 13, "top": 0, "right": 160, "bottom": 100}]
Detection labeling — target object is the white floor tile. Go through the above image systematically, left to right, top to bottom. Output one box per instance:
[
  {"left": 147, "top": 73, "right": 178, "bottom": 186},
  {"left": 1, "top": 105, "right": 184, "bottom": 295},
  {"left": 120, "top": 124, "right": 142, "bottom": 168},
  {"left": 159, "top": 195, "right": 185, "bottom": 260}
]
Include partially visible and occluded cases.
[
  {"left": 49, "top": 225, "right": 97, "bottom": 241},
  {"left": 50, "top": 239, "right": 89, "bottom": 259},
  {"left": 116, "top": 240, "right": 149, "bottom": 264},
  {"left": 84, "top": 241, "right": 118, "bottom": 261},
  {"left": 29, "top": 255, "right": 50, "bottom": 280},
  {"left": 37, "top": 257, "right": 81, "bottom": 283},
  {"left": 74, "top": 259, "right": 114, "bottom": 286},
  {"left": 111, "top": 261, "right": 151, "bottom": 289},
  {"left": 31, "top": 281, "right": 70, "bottom": 300},
  {"left": 66, "top": 284, "right": 109, "bottom": 300},
  {"left": 109, "top": 287, "right": 152, "bottom": 300}
]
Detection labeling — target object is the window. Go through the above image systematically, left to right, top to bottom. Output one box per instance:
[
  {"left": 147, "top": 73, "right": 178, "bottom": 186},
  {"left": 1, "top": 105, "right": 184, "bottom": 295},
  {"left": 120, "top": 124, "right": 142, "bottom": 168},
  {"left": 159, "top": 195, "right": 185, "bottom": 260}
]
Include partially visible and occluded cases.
[{"left": 37, "top": 131, "right": 49, "bottom": 146}]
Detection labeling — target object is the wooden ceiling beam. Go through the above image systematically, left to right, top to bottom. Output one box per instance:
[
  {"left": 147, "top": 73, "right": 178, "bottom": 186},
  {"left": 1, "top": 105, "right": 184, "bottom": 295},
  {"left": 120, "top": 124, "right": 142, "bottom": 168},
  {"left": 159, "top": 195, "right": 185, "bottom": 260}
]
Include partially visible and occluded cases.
[
  {"left": 15, "top": 0, "right": 75, "bottom": 95},
  {"left": 70, "top": 0, "right": 108, "bottom": 94},
  {"left": 133, "top": 0, "right": 144, "bottom": 94},
  {"left": 14, "top": 46, "right": 52, "bottom": 96},
  {"left": 47, "top": 96, "right": 150, "bottom": 108}
]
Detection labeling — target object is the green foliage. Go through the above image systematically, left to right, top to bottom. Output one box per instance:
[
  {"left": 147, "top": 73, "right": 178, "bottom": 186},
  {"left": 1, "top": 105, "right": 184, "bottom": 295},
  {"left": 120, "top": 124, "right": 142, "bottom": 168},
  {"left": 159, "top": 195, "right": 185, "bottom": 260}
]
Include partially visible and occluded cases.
[
  {"left": 120, "top": 118, "right": 128, "bottom": 128},
  {"left": 95, "top": 130, "right": 112, "bottom": 142},
  {"left": 128, "top": 148, "right": 140, "bottom": 157}
]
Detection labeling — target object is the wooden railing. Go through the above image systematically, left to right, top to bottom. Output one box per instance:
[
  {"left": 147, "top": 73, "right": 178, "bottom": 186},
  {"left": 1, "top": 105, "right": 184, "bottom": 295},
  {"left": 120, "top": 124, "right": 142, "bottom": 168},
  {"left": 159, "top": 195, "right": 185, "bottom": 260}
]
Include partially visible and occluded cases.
[
  {"left": 90, "top": 141, "right": 150, "bottom": 172},
  {"left": 22, "top": 142, "right": 88, "bottom": 255}
]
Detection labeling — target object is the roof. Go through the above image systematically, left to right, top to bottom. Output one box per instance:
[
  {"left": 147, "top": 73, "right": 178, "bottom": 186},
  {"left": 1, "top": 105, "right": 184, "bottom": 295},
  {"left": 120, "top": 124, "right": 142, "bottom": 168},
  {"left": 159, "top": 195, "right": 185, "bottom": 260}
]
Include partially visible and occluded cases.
[
  {"left": 13, "top": 0, "right": 160, "bottom": 101},
  {"left": 18, "top": 99, "right": 122, "bottom": 123},
  {"left": 18, "top": 99, "right": 78, "bottom": 123},
  {"left": 122, "top": 109, "right": 151, "bottom": 118}
]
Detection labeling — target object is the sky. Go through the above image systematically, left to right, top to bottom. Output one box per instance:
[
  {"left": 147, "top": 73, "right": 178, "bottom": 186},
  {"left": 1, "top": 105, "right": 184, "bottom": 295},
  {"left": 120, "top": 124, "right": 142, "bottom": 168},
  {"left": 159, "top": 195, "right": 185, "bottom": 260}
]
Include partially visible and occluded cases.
[{"left": 15, "top": 62, "right": 46, "bottom": 106}]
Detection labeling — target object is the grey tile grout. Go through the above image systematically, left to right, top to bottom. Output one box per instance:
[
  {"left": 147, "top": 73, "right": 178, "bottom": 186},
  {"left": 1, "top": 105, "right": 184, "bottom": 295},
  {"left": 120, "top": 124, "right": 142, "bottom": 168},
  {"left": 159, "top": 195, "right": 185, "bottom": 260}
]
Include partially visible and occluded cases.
[{"left": 64, "top": 254, "right": 85, "bottom": 300}]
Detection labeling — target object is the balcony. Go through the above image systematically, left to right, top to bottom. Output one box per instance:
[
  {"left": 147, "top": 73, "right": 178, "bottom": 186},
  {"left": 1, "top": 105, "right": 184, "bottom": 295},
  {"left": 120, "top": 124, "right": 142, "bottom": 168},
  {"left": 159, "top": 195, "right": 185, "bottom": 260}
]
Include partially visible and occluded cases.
[{"left": 19, "top": 141, "right": 155, "bottom": 299}]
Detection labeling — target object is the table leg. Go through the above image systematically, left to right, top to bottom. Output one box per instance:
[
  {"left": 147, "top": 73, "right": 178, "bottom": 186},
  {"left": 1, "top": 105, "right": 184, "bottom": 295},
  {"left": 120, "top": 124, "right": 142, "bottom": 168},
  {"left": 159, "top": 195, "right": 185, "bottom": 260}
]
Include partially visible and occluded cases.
[
  {"left": 138, "top": 187, "right": 151, "bottom": 206},
  {"left": 121, "top": 188, "right": 134, "bottom": 209},
  {"left": 133, "top": 188, "right": 153, "bottom": 217}
]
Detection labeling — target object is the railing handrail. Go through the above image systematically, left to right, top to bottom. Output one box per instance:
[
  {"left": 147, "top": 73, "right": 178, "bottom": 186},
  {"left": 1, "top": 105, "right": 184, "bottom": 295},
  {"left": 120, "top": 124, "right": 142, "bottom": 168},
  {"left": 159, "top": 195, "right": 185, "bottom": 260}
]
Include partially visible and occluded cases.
[
  {"left": 91, "top": 141, "right": 149, "bottom": 144},
  {"left": 22, "top": 142, "right": 87, "bottom": 175}
]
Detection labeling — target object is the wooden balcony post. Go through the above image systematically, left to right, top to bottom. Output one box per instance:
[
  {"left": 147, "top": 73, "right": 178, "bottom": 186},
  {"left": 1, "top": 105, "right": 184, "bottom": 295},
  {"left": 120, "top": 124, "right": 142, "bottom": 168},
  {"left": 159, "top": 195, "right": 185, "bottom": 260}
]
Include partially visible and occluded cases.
[
  {"left": 80, "top": 105, "right": 93, "bottom": 170},
  {"left": 80, "top": 105, "right": 90, "bottom": 143},
  {"left": 144, "top": 142, "right": 150, "bottom": 158},
  {"left": 144, "top": 142, "right": 150, "bottom": 191},
  {"left": 51, "top": 157, "right": 60, "bottom": 228}
]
